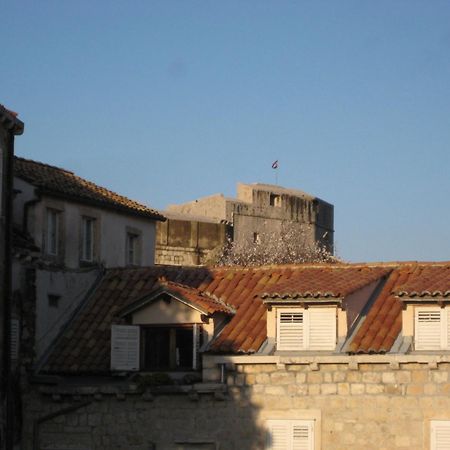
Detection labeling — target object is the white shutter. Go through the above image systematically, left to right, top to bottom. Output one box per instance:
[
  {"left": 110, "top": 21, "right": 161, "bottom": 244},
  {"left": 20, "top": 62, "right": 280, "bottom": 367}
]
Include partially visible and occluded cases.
[
  {"left": 308, "top": 308, "right": 336, "bottom": 351},
  {"left": 415, "top": 308, "right": 442, "bottom": 350},
  {"left": 277, "top": 312, "right": 304, "bottom": 351},
  {"left": 10, "top": 319, "right": 19, "bottom": 361},
  {"left": 111, "top": 325, "right": 140, "bottom": 371},
  {"left": 266, "top": 420, "right": 314, "bottom": 450},
  {"left": 266, "top": 420, "right": 290, "bottom": 450},
  {"left": 431, "top": 421, "right": 450, "bottom": 450},
  {"left": 292, "top": 422, "right": 314, "bottom": 450}
]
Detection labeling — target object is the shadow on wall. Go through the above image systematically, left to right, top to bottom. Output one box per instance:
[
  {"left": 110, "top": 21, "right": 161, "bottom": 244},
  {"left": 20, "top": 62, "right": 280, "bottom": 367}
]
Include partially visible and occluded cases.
[{"left": 29, "top": 382, "right": 266, "bottom": 450}]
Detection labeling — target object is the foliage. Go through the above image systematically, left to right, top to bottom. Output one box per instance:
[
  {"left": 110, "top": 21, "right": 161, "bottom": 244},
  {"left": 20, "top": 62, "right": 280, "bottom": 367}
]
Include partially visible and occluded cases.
[{"left": 212, "top": 226, "right": 339, "bottom": 267}]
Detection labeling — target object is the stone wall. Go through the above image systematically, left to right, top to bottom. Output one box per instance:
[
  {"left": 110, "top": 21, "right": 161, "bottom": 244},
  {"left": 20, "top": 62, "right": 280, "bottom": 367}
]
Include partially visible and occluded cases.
[
  {"left": 156, "top": 218, "right": 230, "bottom": 266},
  {"left": 23, "top": 356, "right": 450, "bottom": 450}
]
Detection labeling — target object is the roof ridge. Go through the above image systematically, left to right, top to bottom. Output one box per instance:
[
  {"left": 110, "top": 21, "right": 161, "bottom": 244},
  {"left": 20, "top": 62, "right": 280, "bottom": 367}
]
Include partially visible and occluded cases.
[{"left": 15, "top": 156, "right": 74, "bottom": 174}]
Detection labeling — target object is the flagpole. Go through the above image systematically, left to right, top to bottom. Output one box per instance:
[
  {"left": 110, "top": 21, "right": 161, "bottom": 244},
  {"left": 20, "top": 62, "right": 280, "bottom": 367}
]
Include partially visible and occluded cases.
[{"left": 272, "top": 160, "right": 279, "bottom": 185}]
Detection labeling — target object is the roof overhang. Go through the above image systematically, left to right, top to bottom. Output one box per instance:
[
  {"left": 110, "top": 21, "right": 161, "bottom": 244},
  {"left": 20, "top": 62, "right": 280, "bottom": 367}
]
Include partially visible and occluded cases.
[
  {"left": 0, "top": 105, "right": 24, "bottom": 135},
  {"left": 118, "top": 288, "right": 212, "bottom": 318}
]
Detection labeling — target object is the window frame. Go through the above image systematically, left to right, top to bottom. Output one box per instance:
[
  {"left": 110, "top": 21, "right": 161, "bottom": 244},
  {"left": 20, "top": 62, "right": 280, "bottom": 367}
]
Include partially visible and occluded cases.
[
  {"left": 46, "top": 208, "right": 61, "bottom": 256},
  {"left": 80, "top": 216, "right": 96, "bottom": 262},
  {"left": 126, "top": 229, "right": 142, "bottom": 266},
  {"left": 414, "top": 306, "right": 450, "bottom": 351},
  {"left": 276, "top": 307, "right": 337, "bottom": 351},
  {"left": 140, "top": 323, "right": 201, "bottom": 371},
  {"left": 265, "top": 419, "right": 314, "bottom": 450},
  {"left": 430, "top": 420, "right": 450, "bottom": 450}
]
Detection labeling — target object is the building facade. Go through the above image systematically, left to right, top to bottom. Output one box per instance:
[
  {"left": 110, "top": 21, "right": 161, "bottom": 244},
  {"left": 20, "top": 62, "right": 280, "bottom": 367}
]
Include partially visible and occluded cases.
[
  {"left": 0, "top": 105, "right": 24, "bottom": 450},
  {"left": 12, "top": 156, "right": 165, "bottom": 359},
  {"left": 157, "top": 183, "right": 334, "bottom": 266},
  {"left": 21, "top": 261, "right": 450, "bottom": 450}
]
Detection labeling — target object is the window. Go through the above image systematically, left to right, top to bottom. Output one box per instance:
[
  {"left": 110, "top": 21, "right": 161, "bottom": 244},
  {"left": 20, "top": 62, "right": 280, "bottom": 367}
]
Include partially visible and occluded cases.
[
  {"left": 269, "top": 193, "right": 281, "bottom": 207},
  {"left": 46, "top": 208, "right": 60, "bottom": 255},
  {"left": 81, "top": 216, "right": 95, "bottom": 262},
  {"left": 126, "top": 231, "right": 140, "bottom": 265},
  {"left": 253, "top": 232, "right": 260, "bottom": 244},
  {"left": 48, "top": 294, "right": 60, "bottom": 308},
  {"left": 415, "top": 306, "right": 450, "bottom": 350},
  {"left": 276, "top": 308, "right": 336, "bottom": 351},
  {"left": 111, "top": 324, "right": 201, "bottom": 372},
  {"left": 141, "top": 324, "right": 201, "bottom": 370},
  {"left": 266, "top": 420, "right": 314, "bottom": 450},
  {"left": 431, "top": 421, "right": 450, "bottom": 450}
]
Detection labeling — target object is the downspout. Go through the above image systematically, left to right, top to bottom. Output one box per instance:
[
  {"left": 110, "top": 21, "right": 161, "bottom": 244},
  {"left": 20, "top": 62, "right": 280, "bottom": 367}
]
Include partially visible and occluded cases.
[{"left": 32, "top": 401, "right": 92, "bottom": 450}]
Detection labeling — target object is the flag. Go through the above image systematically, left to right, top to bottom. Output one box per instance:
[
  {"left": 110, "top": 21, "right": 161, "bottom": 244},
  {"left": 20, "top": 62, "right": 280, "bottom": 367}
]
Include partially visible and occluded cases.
[{"left": 271, "top": 160, "right": 278, "bottom": 169}]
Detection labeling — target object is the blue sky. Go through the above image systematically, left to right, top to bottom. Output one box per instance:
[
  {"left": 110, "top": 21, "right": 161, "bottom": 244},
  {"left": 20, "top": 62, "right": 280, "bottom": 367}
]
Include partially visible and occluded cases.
[{"left": 3, "top": 1, "right": 450, "bottom": 262}]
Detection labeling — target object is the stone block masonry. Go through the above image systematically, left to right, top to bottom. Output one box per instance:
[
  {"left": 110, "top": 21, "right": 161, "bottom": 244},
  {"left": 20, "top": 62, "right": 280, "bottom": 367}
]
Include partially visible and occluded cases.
[{"left": 24, "top": 358, "right": 450, "bottom": 449}]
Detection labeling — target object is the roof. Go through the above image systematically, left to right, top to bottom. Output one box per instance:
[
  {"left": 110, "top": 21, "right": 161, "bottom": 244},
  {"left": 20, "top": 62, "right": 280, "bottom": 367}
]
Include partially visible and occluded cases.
[
  {"left": 0, "top": 104, "right": 24, "bottom": 135},
  {"left": 14, "top": 157, "right": 165, "bottom": 221},
  {"left": 42, "top": 262, "right": 450, "bottom": 374},
  {"left": 349, "top": 262, "right": 450, "bottom": 353},
  {"left": 393, "top": 264, "right": 450, "bottom": 299},
  {"left": 260, "top": 266, "right": 389, "bottom": 300},
  {"left": 120, "top": 278, "right": 236, "bottom": 316}
]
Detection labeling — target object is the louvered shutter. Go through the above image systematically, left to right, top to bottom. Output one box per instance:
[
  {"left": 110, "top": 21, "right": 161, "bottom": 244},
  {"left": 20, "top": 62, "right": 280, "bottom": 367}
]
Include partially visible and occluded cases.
[
  {"left": 307, "top": 308, "right": 336, "bottom": 350},
  {"left": 415, "top": 308, "right": 442, "bottom": 350},
  {"left": 446, "top": 308, "right": 450, "bottom": 350},
  {"left": 277, "top": 312, "right": 304, "bottom": 350},
  {"left": 10, "top": 319, "right": 19, "bottom": 361},
  {"left": 111, "top": 325, "right": 140, "bottom": 371},
  {"left": 266, "top": 420, "right": 314, "bottom": 450},
  {"left": 266, "top": 420, "right": 290, "bottom": 450},
  {"left": 431, "top": 420, "right": 450, "bottom": 450},
  {"left": 292, "top": 422, "right": 314, "bottom": 450}
]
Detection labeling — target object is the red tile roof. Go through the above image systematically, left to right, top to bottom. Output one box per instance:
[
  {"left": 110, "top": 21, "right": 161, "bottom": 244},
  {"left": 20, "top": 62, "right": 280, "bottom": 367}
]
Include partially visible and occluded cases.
[
  {"left": 14, "top": 157, "right": 165, "bottom": 220},
  {"left": 42, "top": 262, "right": 450, "bottom": 374},
  {"left": 393, "top": 263, "right": 450, "bottom": 299},
  {"left": 260, "top": 266, "right": 390, "bottom": 300},
  {"left": 140, "top": 278, "right": 236, "bottom": 315}
]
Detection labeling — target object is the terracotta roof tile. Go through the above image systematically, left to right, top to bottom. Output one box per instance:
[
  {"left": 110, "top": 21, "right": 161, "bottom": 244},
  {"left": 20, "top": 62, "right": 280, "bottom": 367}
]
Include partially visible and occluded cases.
[
  {"left": 14, "top": 156, "right": 164, "bottom": 220},
  {"left": 42, "top": 262, "right": 450, "bottom": 374},
  {"left": 393, "top": 263, "right": 450, "bottom": 298},
  {"left": 260, "top": 266, "right": 390, "bottom": 299}
]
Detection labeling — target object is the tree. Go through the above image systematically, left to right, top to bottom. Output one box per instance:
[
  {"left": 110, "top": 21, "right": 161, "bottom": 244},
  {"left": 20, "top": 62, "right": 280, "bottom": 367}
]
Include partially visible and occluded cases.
[{"left": 211, "top": 226, "right": 339, "bottom": 267}]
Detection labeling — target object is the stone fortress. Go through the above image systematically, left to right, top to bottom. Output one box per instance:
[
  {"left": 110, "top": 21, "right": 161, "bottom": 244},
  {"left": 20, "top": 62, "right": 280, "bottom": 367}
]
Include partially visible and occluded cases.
[{"left": 156, "top": 182, "right": 334, "bottom": 266}]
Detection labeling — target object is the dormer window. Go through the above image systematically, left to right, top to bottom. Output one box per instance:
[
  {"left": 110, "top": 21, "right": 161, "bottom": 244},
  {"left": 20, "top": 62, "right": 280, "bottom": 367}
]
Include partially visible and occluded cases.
[
  {"left": 414, "top": 306, "right": 450, "bottom": 350},
  {"left": 276, "top": 307, "right": 337, "bottom": 351}
]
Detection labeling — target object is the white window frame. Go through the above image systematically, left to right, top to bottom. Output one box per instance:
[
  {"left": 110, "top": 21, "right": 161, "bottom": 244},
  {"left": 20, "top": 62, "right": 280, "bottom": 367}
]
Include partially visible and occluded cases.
[
  {"left": 46, "top": 208, "right": 60, "bottom": 256},
  {"left": 81, "top": 216, "right": 95, "bottom": 262},
  {"left": 414, "top": 306, "right": 450, "bottom": 351},
  {"left": 276, "top": 307, "right": 337, "bottom": 351},
  {"left": 266, "top": 419, "right": 314, "bottom": 450},
  {"left": 431, "top": 420, "right": 450, "bottom": 450}
]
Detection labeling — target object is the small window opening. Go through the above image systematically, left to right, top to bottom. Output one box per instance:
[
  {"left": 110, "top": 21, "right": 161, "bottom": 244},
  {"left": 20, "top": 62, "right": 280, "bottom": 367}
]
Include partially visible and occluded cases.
[
  {"left": 269, "top": 193, "right": 281, "bottom": 207},
  {"left": 253, "top": 232, "right": 260, "bottom": 244},
  {"left": 48, "top": 294, "right": 61, "bottom": 308}
]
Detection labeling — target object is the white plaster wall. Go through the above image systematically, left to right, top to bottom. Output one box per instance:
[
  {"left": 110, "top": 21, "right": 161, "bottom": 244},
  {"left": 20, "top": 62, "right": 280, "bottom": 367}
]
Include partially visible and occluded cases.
[
  {"left": 35, "top": 267, "right": 100, "bottom": 359},
  {"left": 132, "top": 299, "right": 204, "bottom": 325}
]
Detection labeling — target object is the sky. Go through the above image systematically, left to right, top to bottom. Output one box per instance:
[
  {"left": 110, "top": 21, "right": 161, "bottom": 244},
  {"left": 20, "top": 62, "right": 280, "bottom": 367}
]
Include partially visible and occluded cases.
[{"left": 2, "top": 1, "right": 450, "bottom": 263}]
